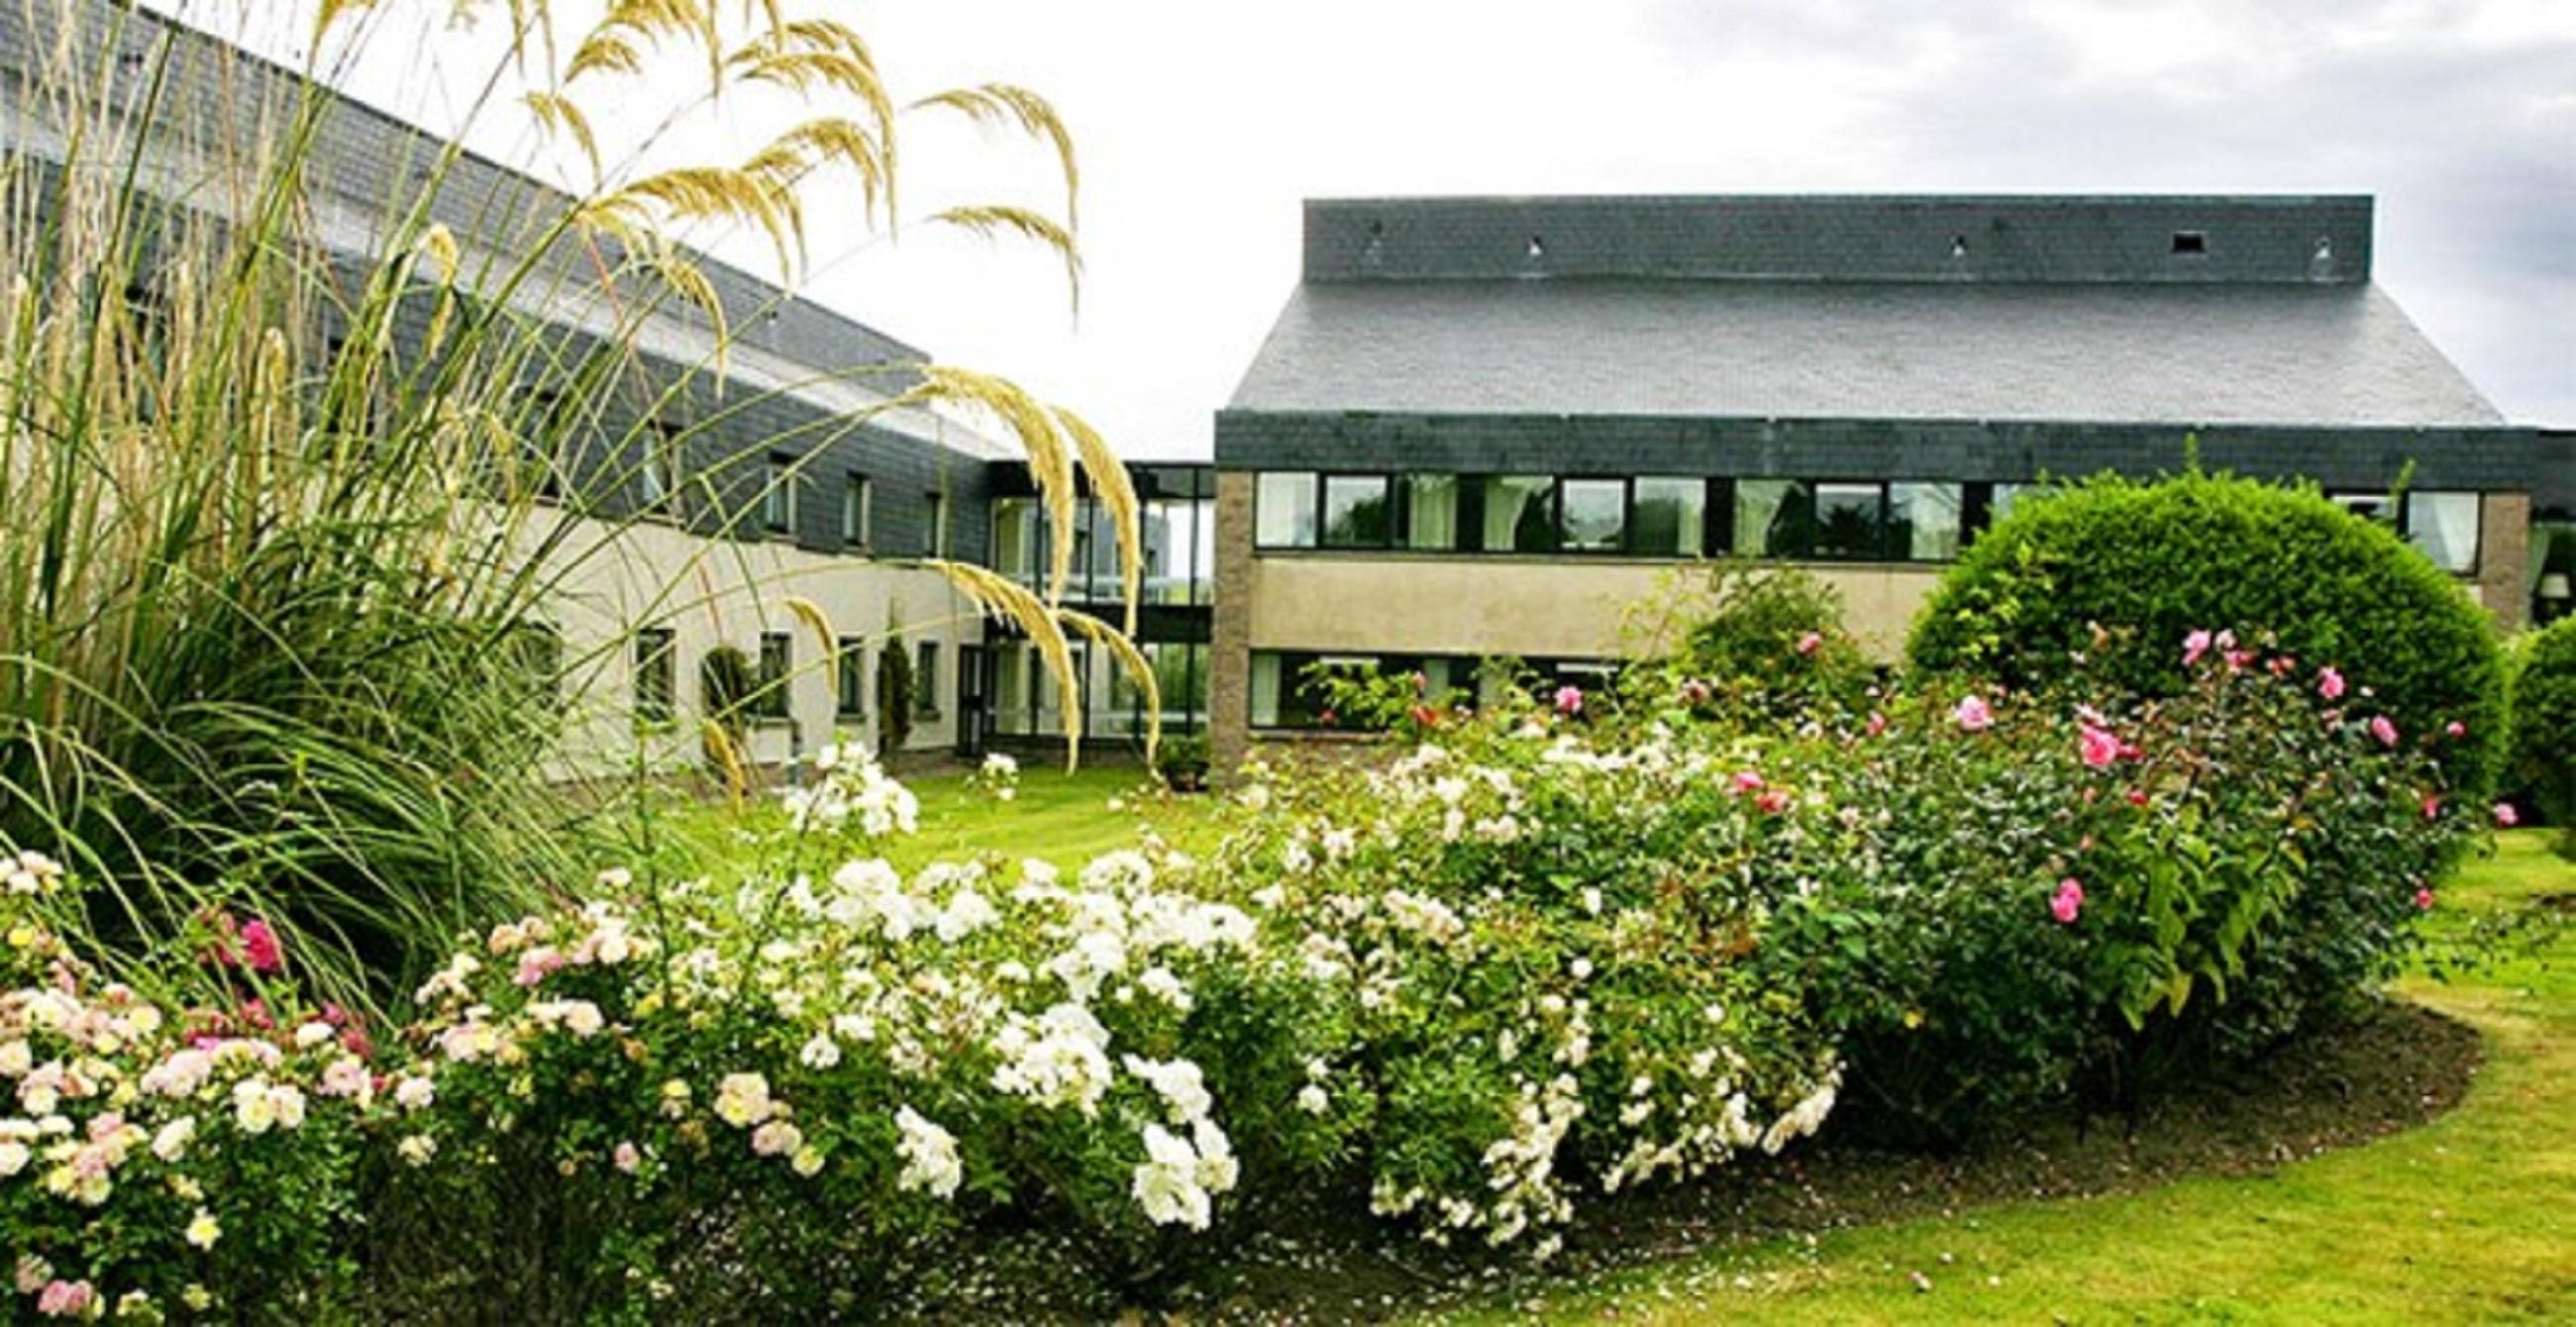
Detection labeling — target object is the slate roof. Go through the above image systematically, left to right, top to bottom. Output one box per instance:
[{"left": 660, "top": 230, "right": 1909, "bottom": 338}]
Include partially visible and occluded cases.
[
  {"left": 1230, "top": 195, "right": 2506, "bottom": 430},
  {"left": 1228, "top": 276, "right": 2506, "bottom": 428}
]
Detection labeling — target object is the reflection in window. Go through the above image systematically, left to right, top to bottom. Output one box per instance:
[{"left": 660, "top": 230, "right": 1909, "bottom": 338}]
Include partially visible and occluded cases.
[
  {"left": 1256, "top": 471, "right": 1318, "bottom": 548},
  {"left": 1322, "top": 474, "right": 1392, "bottom": 547},
  {"left": 1404, "top": 474, "right": 1459, "bottom": 550},
  {"left": 1481, "top": 475, "right": 1557, "bottom": 553},
  {"left": 1631, "top": 477, "right": 1704, "bottom": 558},
  {"left": 1560, "top": 478, "right": 1626, "bottom": 552},
  {"left": 1734, "top": 479, "right": 1812, "bottom": 558},
  {"left": 1891, "top": 482, "right": 1962, "bottom": 561},
  {"left": 1812, "top": 483, "right": 1887, "bottom": 561},
  {"left": 2330, "top": 491, "right": 2397, "bottom": 525},
  {"left": 2407, "top": 491, "right": 2480, "bottom": 572},
  {"left": 991, "top": 498, "right": 1041, "bottom": 581},
  {"left": 757, "top": 632, "right": 791, "bottom": 719},
  {"left": 835, "top": 637, "right": 867, "bottom": 719}
]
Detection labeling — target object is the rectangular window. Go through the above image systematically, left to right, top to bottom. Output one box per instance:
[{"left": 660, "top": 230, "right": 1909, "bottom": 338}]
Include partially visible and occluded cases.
[
  {"left": 636, "top": 423, "right": 678, "bottom": 515},
  {"left": 763, "top": 457, "right": 795, "bottom": 535},
  {"left": 1256, "top": 471, "right": 1318, "bottom": 548},
  {"left": 841, "top": 473, "right": 872, "bottom": 548},
  {"left": 1321, "top": 474, "right": 1392, "bottom": 548},
  {"left": 1403, "top": 474, "right": 1460, "bottom": 551},
  {"left": 1481, "top": 474, "right": 1557, "bottom": 553},
  {"left": 1631, "top": 477, "right": 1705, "bottom": 558},
  {"left": 1559, "top": 478, "right": 1627, "bottom": 553},
  {"left": 1734, "top": 479, "right": 1813, "bottom": 559},
  {"left": 1891, "top": 481, "right": 1963, "bottom": 561},
  {"left": 1991, "top": 481, "right": 2027, "bottom": 524},
  {"left": 1812, "top": 482, "right": 1889, "bottom": 561},
  {"left": 2330, "top": 491, "right": 2398, "bottom": 525},
  {"left": 2407, "top": 491, "right": 2481, "bottom": 572},
  {"left": 926, "top": 492, "right": 949, "bottom": 558},
  {"left": 992, "top": 497, "right": 1041, "bottom": 581},
  {"left": 634, "top": 627, "right": 675, "bottom": 721},
  {"left": 756, "top": 631, "right": 791, "bottom": 719},
  {"left": 835, "top": 637, "right": 868, "bottom": 720},
  {"left": 914, "top": 642, "right": 941, "bottom": 719}
]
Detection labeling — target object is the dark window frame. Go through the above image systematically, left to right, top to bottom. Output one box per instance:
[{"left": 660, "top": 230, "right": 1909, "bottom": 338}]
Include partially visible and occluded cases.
[
  {"left": 634, "top": 626, "right": 676, "bottom": 723},
  {"left": 755, "top": 631, "right": 793, "bottom": 721},
  {"left": 834, "top": 636, "right": 868, "bottom": 720}
]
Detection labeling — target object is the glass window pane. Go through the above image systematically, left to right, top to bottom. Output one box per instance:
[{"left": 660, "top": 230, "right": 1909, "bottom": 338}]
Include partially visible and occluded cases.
[
  {"left": 1256, "top": 472, "right": 1317, "bottom": 548},
  {"left": 1404, "top": 474, "right": 1459, "bottom": 551},
  {"left": 1321, "top": 475, "right": 1392, "bottom": 547},
  {"left": 1481, "top": 475, "right": 1557, "bottom": 553},
  {"left": 1631, "top": 477, "right": 1704, "bottom": 557},
  {"left": 1560, "top": 479, "right": 1626, "bottom": 552},
  {"left": 1734, "top": 479, "right": 1812, "bottom": 558},
  {"left": 1813, "top": 482, "right": 1887, "bottom": 561},
  {"left": 1891, "top": 482, "right": 1963, "bottom": 561},
  {"left": 2330, "top": 491, "right": 2397, "bottom": 525},
  {"left": 2408, "top": 492, "right": 2480, "bottom": 572},
  {"left": 992, "top": 498, "right": 1040, "bottom": 581},
  {"left": 1250, "top": 653, "right": 1283, "bottom": 728}
]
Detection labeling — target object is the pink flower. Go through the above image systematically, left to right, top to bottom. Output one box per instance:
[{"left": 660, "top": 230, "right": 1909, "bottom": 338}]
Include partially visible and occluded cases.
[
  {"left": 2182, "top": 629, "right": 2213, "bottom": 666},
  {"left": 1796, "top": 631, "right": 1823, "bottom": 656},
  {"left": 2223, "top": 650, "right": 2254, "bottom": 671},
  {"left": 2318, "top": 666, "right": 2346, "bottom": 701},
  {"left": 1678, "top": 678, "right": 1712, "bottom": 706},
  {"left": 1553, "top": 685, "right": 1584, "bottom": 717},
  {"left": 1954, "top": 695, "right": 1994, "bottom": 732},
  {"left": 1865, "top": 711, "right": 1888, "bottom": 738},
  {"left": 2369, "top": 715, "right": 2399, "bottom": 748},
  {"left": 2445, "top": 721, "right": 2466, "bottom": 739},
  {"left": 2078, "top": 724, "right": 2120, "bottom": 769},
  {"left": 1732, "top": 770, "right": 1766, "bottom": 794},
  {"left": 2125, "top": 786, "right": 2149, "bottom": 807},
  {"left": 1755, "top": 789, "right": 1793, "bottom": 815},
  {"left": 2421, "top": 794, "right": 2442, "bottom": 822},
  {"left": 2495, "top": 802, "right": 2521, "bottom": 828},
  {"left": 2050, "top": 878, "right": 2085, "bottom": 925},
  {"left": 2415, "top": 887, "right": 2436, "bottom": 911},
  {"left": 239, "top": 919, "right": 282, "bottom": 973},
  {"left": 515, "top": 948, "right": 567, "bottom": 987},
  {"left": 614, "top": 1141, "right": 642, "bottom": 1174},
  {"left": 36, "top": 1280, "right": 94, "bottom": 1317}
]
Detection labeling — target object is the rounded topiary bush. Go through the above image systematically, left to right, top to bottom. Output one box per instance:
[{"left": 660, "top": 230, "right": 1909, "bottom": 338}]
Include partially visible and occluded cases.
[
  {"left": 1907, "top": 470, "right": 2509, "bottom": 797},
  {"left": 2509, "top": 615, "right": 2576, "bottom": 839}
]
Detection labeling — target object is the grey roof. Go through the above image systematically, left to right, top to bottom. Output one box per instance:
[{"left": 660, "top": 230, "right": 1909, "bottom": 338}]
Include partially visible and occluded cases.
[{"left": 1227, "top": 276, "right": 2505, "bottom": 428}]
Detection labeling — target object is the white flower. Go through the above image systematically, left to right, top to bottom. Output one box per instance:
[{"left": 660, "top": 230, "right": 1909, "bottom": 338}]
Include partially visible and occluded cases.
[
  {"left": 935, "top": 887, "right": 998, "bottom": 943},
  {"left": 1136, "top": 966, "right": 1192, "bottom": 1011},
  {"left": 293, "top": 1021, "right": 335, "bottom": 1049},
  {"left": 799, "top": 1033, "right": 842, "bottom": 1071},
  {"left": 0, "top": 1041, "right": 28, "bottom": 1077},
  {"left": 1121, "top": 1055, "right": 1212, "bottom": 1124},
  {"left": 713, "top": 1072, "right": 775, "bottom": 1128},
  {"left": 393, "top": 1075, "right": 436, "bottom": 1112},
  {"left": 231, "top": 1077, "right": 277, "bottom": 1134},
  {"left": 1296, "top": 1083, "right": 1330, "bottom": 1115},
  {"left": 893, "top": 1105, "right": 963, "bottom": 1199},
  {"left": 1191, "top": 1115, "right": 1239, "bottom": 1193},
  {"left": 150, "top": 1116, "right": 195, "bottom": 1163},
  {"left": 751, "top": 1119, "right": 804, "bottom": 1158},
  {"left": 1131, "top": 1123, "right": 1211, "bottom": 1229},
  {"left": 397, "top": 1134, "right": 438, "bottom": 1166},
  {"left": 0, "top": 1141, "right": 27, "bottom": 1176},
  {"left": 184, "top": 1208, "right": 221, "bottom": 1250}
]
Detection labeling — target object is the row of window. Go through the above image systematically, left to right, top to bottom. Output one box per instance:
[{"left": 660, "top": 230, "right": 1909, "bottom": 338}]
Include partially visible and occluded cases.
[
  {"left": 760, "top": 459, "right": 953, "bottom": 559},
  {"left": 1255, "top": 471, "right": 2487, "bottom": 572},
  {"left": 989, "top": 494, "right": 1219, "bottom": 606},
  {"left": 631, "top": 629, "right": 943, "bottom": 726},
  {"left": 1249, "top": 651, "right": 1614, "bottom": 730}
]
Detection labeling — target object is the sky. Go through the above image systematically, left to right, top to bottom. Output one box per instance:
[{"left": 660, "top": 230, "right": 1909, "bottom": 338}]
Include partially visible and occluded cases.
[{"left": 157, "top": 1, "right": 2576, "bottom": 457}]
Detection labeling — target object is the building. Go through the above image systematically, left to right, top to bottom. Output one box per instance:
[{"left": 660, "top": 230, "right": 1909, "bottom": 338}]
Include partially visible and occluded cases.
[{"left": 1210, "top": 195, "right": 2545, "bottom": 767}]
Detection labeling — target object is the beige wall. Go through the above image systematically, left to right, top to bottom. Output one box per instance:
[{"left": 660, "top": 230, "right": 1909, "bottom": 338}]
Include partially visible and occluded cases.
[
  {"left": 2479, "top": 491, "right": 2532, "bottom": 629},
  {"left": 520, "top": 514, "right": 977, "bottom": 780},
  {"left": 1246, "top": 555, "right": 1944, "bottom": 661}
]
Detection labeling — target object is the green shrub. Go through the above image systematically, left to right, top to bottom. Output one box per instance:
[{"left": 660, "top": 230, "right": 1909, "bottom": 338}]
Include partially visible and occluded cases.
[
  {"left": 1907, "top": 470, "right": 2509, "bottom": 799},
  {"left": 1660, "top": 561, "right": 1876, "bottom": 724},
  {"left": 2509, "top": 616, "right": 2576, "bottom": 845},
  {"left": 876, "top": 631, "right": 916, "bottom": 757}
]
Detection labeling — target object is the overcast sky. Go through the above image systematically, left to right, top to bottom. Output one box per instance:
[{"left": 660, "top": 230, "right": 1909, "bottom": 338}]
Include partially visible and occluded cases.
[{"left": 164, "top": 1, "right": 2576, "bottom": 456}]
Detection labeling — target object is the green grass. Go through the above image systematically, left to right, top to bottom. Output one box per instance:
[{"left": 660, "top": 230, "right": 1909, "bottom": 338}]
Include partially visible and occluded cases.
[{"left": 1453, "top": 833, "right": 2576, "bottom": 1324}]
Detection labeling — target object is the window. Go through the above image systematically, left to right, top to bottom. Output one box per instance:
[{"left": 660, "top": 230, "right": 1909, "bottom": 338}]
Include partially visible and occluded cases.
[
  {"left": 2171, "top": 231, "right": 2208, "bottom": 255},
  {"left": 636, "top": 424, "right": 678, "bottom": 515},
  {"left": 763, "top": 457, "right": 796, "bottom": 535},
  {"left": 1256, "top": 471, "right": 1318, "bottom": 548},
  {"left": 842, "top": 473, "right": 872, "bottom": 548},
  {"left": 1321, "top": 474, "right": 1392, "bottom": 548},
  {"left": 1403, "top": 474, "right": 1460, "bottom": 551},
  {"left": 1480, "top": 474, "right": 1557, "bottom": 553},
  {"left": 1631, "top": 477, "right": 1705, "bottom": 558},
  {"left": 1559, "top": 478, "right": 1627, "bottom": 552},
  {"left": 1734, "top": 479, "right": 1813, "bottom": 558},
  {"left": 1890, "top": 482, "right": 1964, "bottom": 561},
  {"left": 1812, "top": 483, "right": 1888, "bottom": 561},
  {"left": 2330, "top": 491, "right": 2397, "bottom": 525},
  {"left": 2407, "top": 491, "right": 2481, "bottom": 572},
  {"left": 925, "top": 492, "right": 950, "bottom": 558},
  {"left": 992, "top": 497, "right": 1041, "bottom": 581},
  {"left": 513, "top": 623, "right": 564, "bottom": 703},
  {"left": 634, "top": 627, "right": 676, "bottom": 721},
  {"left": 756, "top": 632, "right": 791, "bottom": 720},
  {"left": 835, "top": 637, "right": 868, "bottom": 720},
  {"left": 914, "top": 642, "right": 941, "bottom": 718}
]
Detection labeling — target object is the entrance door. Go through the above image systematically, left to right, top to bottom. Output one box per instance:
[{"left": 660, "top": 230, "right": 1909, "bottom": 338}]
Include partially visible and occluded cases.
[{"left": 956, "top": 645, "right": 990, "bottom": 758}]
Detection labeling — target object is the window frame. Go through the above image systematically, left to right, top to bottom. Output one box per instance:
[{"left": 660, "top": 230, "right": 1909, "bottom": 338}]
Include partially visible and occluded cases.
[
  {"left": 762, "top": 455, "right": 797, "bottom": 537},
  {"left": 841, "top": 471, "right": 873, "bottom": 549},
  {"left": 634, "top": 626, "right": 676, "bottom": 723},
  {"left": 755, "top": 631, "right": 793, "bottom": 721},
  {"left": 834, "top": 636, "right": 868, "bottom": 721},
  {"left": 913, "top": 641, "right": 942, "bottom": 720}
]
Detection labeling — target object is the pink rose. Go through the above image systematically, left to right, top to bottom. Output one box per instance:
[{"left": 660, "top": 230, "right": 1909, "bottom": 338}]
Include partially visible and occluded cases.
[
  {"left": 2182, "top": 629, "right": 2213, "bottom": 667},
  {"left": 1796, "top": 631, "right": 1823, "bottom": 656},
  {"left": 2318, "top": 666, "right": 2346, "bottom": 701},
  {"left": 1678, "top": 678, "right": 1712, "bottom": 706},
  {"left": 1553, "top": 685, "right": 1584, "bottom": 716},
  {"left": 1954, "top": 695, "right": 1994, "bottom": 732},
  {"left": 1865, "top": 711, "right": 1888, "bottom": 738},
  {"left": 2369, "top": 715, "right": 2399, "bottom": 748},
  {"left": 2445, "top": 721, "right": 2466, "bottom": 739},
  {"left": 2078, "top": 724, "right": 2120, "bottom": 769},
  {"left": 1732, "top": 770, "right": 1766, "bottom": 794},
  {"left": 2125, "top": 786, "right": 2149, "bottom": 807},
  {"left": 1755, "top": 789, "right": 1793, "bottom": 815},
  {"left": 2421, "top": 794, "right": 2441, "bottom": 822},
  {"left": 2494, "top": 802, "right": 2521, "bottom": 828},
  {"left": 2050, "top": 878, "right": 2085, "bottom": 925},
  {"left": 2415, "top": 887, "right": 2436, "bottom": 911},
  {"left": 240, "top": 919, "right": 282, "bottom": 973},
  {"left": 615, "top": 1141, "right": 642, "bottom": 1174},
  {"left": 36, "top": 1280, "right": 94, "bottom": 1317}
]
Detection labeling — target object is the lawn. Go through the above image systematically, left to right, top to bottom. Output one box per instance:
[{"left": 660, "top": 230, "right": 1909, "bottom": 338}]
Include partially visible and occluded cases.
[{"left": 1451, "top": 833, "right": 2576, "bottom": 1324}]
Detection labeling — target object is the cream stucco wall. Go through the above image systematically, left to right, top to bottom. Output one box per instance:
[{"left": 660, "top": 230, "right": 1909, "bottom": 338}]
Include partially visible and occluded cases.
[
  {"left": 518, "top": 514, "right": 977, "bottom": 780},
  {"left": 1245, "top": 555, "right": 1945, "bottom": 662}
]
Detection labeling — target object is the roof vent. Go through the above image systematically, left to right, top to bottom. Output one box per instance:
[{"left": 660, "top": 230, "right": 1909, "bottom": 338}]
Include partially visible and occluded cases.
[
  {"left": 2171, "top": 231, "right": 2208, "bottom": 255},
  {"left": 1948, "top": 234, "right": 1968, "bottom": 258},
  {"left": 1525, "top": 235, "right": 1546, "bottom": 261}
]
